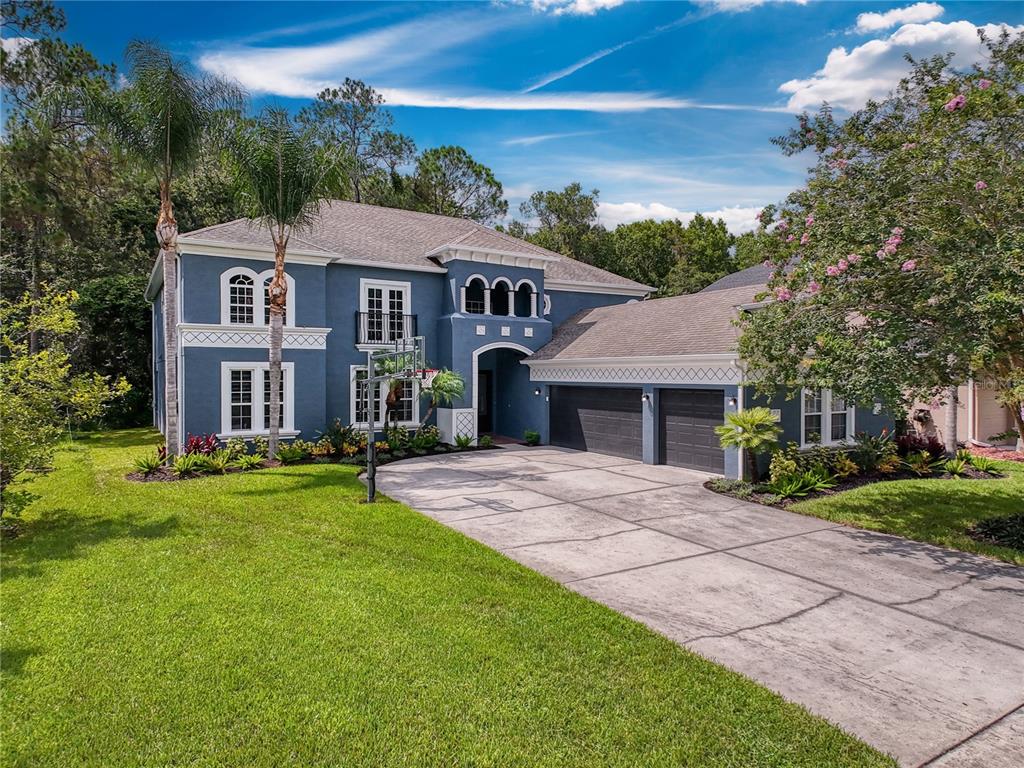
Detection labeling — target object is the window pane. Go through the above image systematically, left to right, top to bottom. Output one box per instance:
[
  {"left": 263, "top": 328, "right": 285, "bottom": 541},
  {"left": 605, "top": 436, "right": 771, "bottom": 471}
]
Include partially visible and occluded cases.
[
  {"left": 229, "top": 275, "right": 254, "bottom": 324},
  {"left": 264, "top": 277, "right": 287, "bottom": 325},
  {"left": 388, "top": 289, "right": 405, "bottom": 340},
  {"left": 230, "top": 369, "right": 252, "bottom": 431},
  {"left": 263, "top": 369, "right": 285, "bottom": 429},
  {"left": 354, "top": 369, "right": 381, "bottom": 424},
  {"left": 393, "top": 380, "right": 414, "bottom": 422},
  {"left": 803, "top": 389, "right": 822, "bottom": 414},
  {"left": 831, "top": 412, "right": 848, "bottom": 441},
  {"left": 803, "top": 415, "right": 822, "bottom": 444}
]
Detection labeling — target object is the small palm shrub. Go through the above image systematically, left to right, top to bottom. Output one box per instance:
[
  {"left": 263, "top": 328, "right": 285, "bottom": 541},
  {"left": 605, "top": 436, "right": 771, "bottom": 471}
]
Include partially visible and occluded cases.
[
  {"left": 714, "top": 407, "right": 781, "bottom": 481},
  {"left": 523, "top": 429, "right": 541, "bottom": 446},
  {"left": 851, "top": 430, "right": 895, "bottom": 472},
  {"left": 454, "top": 434, "right": 474, "bottom": 449},
  {"left": 200, "top": 449, "right": 232, "bottom": 474},
  {"left": 903, "top": 450, "right": 944, "bottom": 477},
  {"left": 132, "top": 452, "right": 164, "bottom": 475},
  {"left": 171, "top": 453, "right": 204, "bottom": 477},
  {"left": 233, "top": 453, "right": 264, "bottom": 471},
  {"left": 967, "top": 455, "right": 1000, "bottom": 474},
  {"left": 943, "top": 457, "right": 969, "bottom": 478}
]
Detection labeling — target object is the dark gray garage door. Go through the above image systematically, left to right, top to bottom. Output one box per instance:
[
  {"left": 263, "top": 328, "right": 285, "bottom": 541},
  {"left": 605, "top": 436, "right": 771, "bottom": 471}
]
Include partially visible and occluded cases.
[
  {"left": 550, "top": 386, "right": 642, "bottom": 460},
  {"left": 659, "top": 389, "right": 725, "bottom": 472}
]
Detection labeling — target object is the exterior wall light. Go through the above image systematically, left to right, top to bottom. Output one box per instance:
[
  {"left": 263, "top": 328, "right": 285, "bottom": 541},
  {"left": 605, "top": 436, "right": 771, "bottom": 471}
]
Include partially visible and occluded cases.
[
  {"left": 533, "top": 387, "right": 541, "bottom": 396},
  {"left": 641, "top": 393, "right": 651, "bottom": 402},
  {"left": 728, "top": 397, "right": 738, "bottom": 407}
]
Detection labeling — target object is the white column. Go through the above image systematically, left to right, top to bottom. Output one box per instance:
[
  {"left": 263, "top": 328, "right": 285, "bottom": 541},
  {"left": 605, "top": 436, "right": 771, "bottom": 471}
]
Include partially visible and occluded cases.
[
  {"left": 460, "top": 285, "right": 466, "bottom": 314},
  {"left": 483, "top": 288, "right": 491, "bottom": 315},
  {"left": 530, "top": 292, "right": 538, "bottom": 318}
]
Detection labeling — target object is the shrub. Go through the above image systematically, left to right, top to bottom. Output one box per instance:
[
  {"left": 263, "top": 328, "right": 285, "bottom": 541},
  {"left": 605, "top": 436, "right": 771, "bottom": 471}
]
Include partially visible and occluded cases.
[
  {"left": 714, "top": 407, "right": 781, "bottom": 481},
  {"left": 319, "top": 419, "right": 357, "bottom": 452},
  {"left": 385, "top": 425, "right": 410, "bottom": 452},
  {"left": 410, "top": 425, "right": 440, "bottom": 450},
  {"left": 988, "top": 428, "right": 1020, "bottom": 444},
  {"left": 523, "top": 429, "right": 541, "bottom": 446},
  {"left": 851, "top": 430, "right": 895, "bottom": 472},
  {"left": 184, "top": 433, "right": 219, "bottom": 455},
  {"left": 896, "top": 433, "right": 945, "bottom": 461},
  {"left": 454, "top": 434, "right": 474, "bottom": 449},
  {"left": 478, "top": 434, "right": 494, "bottom": 448},
  {"left": 251, "top": 435, "right": 269, "bottom": 458},
  {"left": 225, "top": 437, "right": 248, "bottom": 459},
  {"left": 311, "top": 438, "right": 334, "bottom": 457},
  {"left": 373, "top": 441, "right": 390, "bottom": 454},
  {"left": 340, "top": 442, "right": 360, "bottom": 458},
  {"left": 275, "top": 444, "right": 307, "bottom": 464},
  {"left": 955, "top": 448, "right": 973, "bottom": 463},
  {"left": 200, "top": 449, "right": 232, "bottom": 474},
  {"left": 903, "top": 450, "right": 944, "bottom": 476},
  {"left": 769, "top": 451, "right": 799, "bottom": 484},
  {"left": 131, "top": 452, "right": 164, "bottom": 475},
  {"left": 171, "top": 453, "right": 204, "bottom": 477},
  {"left": 233, "top": 453, "right": 264, "bottom": 471},
  {"left": 832, "top": 454, "right": 859, "bottom": 479},
  {"left": 877, "top": 454, "right": 902, "bottom": 474},
  {"left": 967, "top": 455, "right": 1000, "bottom": 474},
  {"left": 943, "top": 457, "right": 969, "bottom": 478},
  {"left": 802, "top": 465, "right": 837, "bottom": 492},
  {"left": 767, "top": 473, "right": 815, "bottom": 499},
  {"left": 708, "top": 478, "right": 753, "bottom": 496},
  {"left": 970, "top": 514, "right": 1024, "bottom": 550}
]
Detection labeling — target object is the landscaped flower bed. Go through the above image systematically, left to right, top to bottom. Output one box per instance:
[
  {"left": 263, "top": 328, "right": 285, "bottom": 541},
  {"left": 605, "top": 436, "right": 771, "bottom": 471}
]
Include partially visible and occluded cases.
[
  {"left": 127, "top": 422, "right": 499, "bottom": 482},
  {"left": 706, "top": 432, "right": 1005, "bottom": 509}
]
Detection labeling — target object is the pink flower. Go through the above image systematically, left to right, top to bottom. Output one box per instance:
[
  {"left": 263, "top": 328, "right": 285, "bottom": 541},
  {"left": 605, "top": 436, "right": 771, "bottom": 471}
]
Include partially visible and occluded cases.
[
  {"left": 978, "top": 78, "right": 992, "bottom": 90},
  {"left": 944, "top": 94, "right": 966, "bottom": 111},
  {"left": 806, "top": 130, "right": 815, "bottom": 140},
  {"left": 901, "top": 142, "right": 917, "bottom": 150},
  {"left": 831, "top": 158, "right": 849, "bottom": 170},
  {"left": 975, "top": 180, "right": 988, "bottom": 190},
  {"left": 805, "top": 214, "right": 815, "bottom": 227},
  {"left": 777, "top": 219, "right": 789, "bottom": 231},
  {"left": 891, "top": 227, "right": 904, "bottom": 236},
  {"left": 800, "top": 232, "right": 810, "bottom": 245},
  {"left": 786, "top": 234, "right": 795, "bottom": 242},
  {"left": 883, "top": 243, "right": 899, "bottom": 256},
  {"left": 876, "top": 249, "right": 886, "bottom": 260},
  {"left": 847, "top": 252, "right": 861, "bottom": 264},
  {"left": 837, "top": 258, "right": 849, "bottom": 272},
  {"left": 763, "top": 259, "right": 774, "bottom": 269},
  {"left": 901, "top": 259, "right": 917, "bottom": 272},
  {"left": 826, "top": 265, "right": 840, "bottom": 277},
  {"left": 807, "top": 280, "right": 821, "bottom": 294},
  {"left": 775, "top": 287, "right": 793, "bottom": 301}
]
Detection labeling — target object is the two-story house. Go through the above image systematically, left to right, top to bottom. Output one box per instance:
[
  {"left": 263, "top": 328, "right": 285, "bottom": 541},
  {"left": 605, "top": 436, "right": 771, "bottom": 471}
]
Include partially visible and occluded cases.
[{"left": 147, "top": 202, "right": 890, "bottom": 478}]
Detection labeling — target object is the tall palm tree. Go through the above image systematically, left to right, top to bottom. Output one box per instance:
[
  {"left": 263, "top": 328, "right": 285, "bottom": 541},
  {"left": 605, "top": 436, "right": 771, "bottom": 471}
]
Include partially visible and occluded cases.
[
  {"left": 89, "top": 41, "right": 241, "bottom": 455},
  {"left": 228, "top": 108, "right": 345, "bottom": 458}
]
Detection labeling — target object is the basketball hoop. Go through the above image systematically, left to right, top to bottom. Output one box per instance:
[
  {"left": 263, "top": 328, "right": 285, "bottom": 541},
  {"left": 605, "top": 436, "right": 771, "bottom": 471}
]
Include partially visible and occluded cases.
[{"left": 418, "top": 368, "right": 439, "bottom": 387}]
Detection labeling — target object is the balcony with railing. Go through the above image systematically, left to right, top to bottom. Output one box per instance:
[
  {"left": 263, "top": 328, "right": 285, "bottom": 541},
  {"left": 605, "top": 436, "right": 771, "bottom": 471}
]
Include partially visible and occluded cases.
[{"left": 355, "top": 311, "right": 418, "bottom": 345}]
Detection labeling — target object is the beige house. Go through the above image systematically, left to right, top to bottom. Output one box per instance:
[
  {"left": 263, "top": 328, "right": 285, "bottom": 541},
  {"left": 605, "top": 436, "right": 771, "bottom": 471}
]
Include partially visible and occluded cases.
[{"left": 911, "top": 380, "right": 1019, "bottom": 446}]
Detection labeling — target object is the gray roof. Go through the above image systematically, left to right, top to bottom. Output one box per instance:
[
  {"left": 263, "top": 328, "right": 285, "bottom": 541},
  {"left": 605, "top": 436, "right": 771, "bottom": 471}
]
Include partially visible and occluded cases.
[
  {"left": 179, "top": 200, "right": 648, "bottom": 290},
  {"left": 700, "top": 264, "right": 773, "bottom": 292},
  {"left": 531, "top": 279, "right": 767, "bottom": 361}
]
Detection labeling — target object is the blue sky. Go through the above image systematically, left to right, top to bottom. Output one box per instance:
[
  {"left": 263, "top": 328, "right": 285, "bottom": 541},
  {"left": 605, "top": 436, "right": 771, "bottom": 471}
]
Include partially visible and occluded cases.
[{"left": 56, "top": 1, "right": 1024, "bottom": 231}]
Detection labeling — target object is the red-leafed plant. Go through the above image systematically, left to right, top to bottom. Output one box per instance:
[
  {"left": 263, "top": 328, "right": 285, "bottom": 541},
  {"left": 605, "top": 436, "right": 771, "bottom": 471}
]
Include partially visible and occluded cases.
[{"left": 184, "top": 433, "right": 219, "bottom": 455}]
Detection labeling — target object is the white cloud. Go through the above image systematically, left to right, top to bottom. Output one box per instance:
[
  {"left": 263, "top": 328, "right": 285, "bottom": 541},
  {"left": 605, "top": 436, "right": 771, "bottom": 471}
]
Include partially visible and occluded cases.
[
  {"left": 530, "top": 0, "right": 625, "bottom": 16},
  {"left": 690, "top": 0, "right": 808, "bottom": 12},
  {"left": 855, "top": 2, "right": 943, "bottom": 33},
  {"left": 779, "top": 20, "right": 1024, "bottom": 112},
  {"left": 1, "top": 36, "right": 34, "bottom": 58},
  {"left": 377, "top": 88, "right": 764, "bottom": 112},
  {"left": 502, "top": 131, "right": 598, "bottom": 146},
  {"left": 597, "top": 201, "right": 763, "bottom": 233}
]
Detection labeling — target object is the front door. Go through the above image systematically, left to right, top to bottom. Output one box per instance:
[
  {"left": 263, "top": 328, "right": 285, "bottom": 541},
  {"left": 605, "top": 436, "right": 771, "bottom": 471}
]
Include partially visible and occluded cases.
[{"left": 478, "top": 371, "right": 493, "bottom": 433}]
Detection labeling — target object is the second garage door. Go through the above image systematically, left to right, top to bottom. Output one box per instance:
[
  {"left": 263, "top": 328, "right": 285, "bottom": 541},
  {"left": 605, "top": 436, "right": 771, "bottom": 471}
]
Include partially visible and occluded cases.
[
  {"left": 550, "top": 386, "right": 642, "bottom": 460},
  {"left": 659, "top": 388, "right": 725, "bottom": 472}
]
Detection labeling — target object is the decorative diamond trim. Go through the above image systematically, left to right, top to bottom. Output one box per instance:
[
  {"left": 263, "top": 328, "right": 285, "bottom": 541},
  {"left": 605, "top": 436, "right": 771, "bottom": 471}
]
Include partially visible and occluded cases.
[
  {"left": 179, "top": 324, "right": 329, "bottom": 350},
  {"left": 530, "top": 364, "right": 739, "bottom": 385},
  {"left": 454, "top": 409, "right": 476, "bottom": 439}
]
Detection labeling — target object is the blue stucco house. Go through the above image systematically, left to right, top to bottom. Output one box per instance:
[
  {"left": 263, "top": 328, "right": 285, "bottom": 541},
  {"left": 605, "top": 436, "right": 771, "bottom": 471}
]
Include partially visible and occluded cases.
[{"left": 147, "top": 201, "right": 890, "bottom": 478}]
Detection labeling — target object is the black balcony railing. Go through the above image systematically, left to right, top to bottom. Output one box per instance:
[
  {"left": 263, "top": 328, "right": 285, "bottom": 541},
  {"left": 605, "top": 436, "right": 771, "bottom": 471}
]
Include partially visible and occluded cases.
[{"left": 355, "top": 311, "right": 418, "bottom": 345}]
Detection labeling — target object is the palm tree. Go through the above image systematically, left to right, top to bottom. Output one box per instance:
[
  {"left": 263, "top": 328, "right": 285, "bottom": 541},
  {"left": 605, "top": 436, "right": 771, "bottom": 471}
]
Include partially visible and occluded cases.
[
  {"left": 89, "top": 41, "right": 241, "bottom": 455},
  {"left": 228, "top": 108, "right": 345, "bottom": 458},
  {"left": 417, "top": 369, "right": 465, "bottom": 431},
  {"left": 714, "top": 406, "right": 782, "bottom": 482}
]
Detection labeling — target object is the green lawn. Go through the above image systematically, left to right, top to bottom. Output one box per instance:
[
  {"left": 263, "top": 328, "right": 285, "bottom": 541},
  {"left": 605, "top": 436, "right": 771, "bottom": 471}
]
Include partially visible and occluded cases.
[
  {"left": 0, "top": 430, "right": 892, "bottom": 767},
  {"left": 791, "top": 460, "right": 1024, "bottom": 566}
]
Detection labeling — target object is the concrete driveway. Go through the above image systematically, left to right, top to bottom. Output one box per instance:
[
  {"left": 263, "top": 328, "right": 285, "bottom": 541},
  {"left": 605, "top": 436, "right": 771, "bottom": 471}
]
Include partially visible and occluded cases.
[{"left": 376, "top": 446, "right": 1024, "bottom": 767}]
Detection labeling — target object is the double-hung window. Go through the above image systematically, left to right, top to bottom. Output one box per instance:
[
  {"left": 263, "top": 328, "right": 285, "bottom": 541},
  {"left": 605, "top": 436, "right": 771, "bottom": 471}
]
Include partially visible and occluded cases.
[
  {"left": 220, "top": 362, "right": 295, "bottom": 437},
  {"left": 351, "top": 366, "right": 418, "bottom": 427},
  {"left": 802, "top": 388, "right": 853, "bottom": 446}
]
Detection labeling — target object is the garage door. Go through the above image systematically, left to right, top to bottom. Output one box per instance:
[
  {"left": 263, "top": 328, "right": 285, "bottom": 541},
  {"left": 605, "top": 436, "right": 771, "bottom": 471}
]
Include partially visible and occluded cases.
[
  {"left": 550, "top": 386, "right": 642, "bottom": 460},
  {"left": 659, "top": 389, "right": 725, "bottom": 472}
]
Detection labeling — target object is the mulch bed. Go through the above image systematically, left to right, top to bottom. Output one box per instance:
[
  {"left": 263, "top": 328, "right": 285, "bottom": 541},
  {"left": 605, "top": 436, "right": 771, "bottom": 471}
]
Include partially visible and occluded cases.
[
  {"left": 127, "top": 444, "right": 501, "bottom": 483},
  {"left": 968, "top": 445, "right": 1024, "bottom": 463},
  {"left": 705, "top": 466, "right": 1001, "bottom": 509}
]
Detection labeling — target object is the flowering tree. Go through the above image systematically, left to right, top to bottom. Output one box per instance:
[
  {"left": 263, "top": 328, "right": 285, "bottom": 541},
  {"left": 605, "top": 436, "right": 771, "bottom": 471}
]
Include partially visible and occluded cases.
[{"left": 738, "top": 31, "right": 1024, "bottom": 451}]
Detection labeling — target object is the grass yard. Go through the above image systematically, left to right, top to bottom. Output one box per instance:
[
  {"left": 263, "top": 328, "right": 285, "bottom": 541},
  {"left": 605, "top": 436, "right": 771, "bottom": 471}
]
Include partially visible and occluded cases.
[
  {"left": 0, "top": 430, "right": 893, "bottom": 768},
  {"left": 791, "top": 459, "right": 1024, "bottom": 566}
]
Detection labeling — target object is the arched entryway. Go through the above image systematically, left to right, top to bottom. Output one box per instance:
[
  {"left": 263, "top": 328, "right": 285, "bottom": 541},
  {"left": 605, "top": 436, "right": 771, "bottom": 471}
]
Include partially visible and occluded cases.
[{"left": 472, "top": 342, "right": 536, "bottom": 439}]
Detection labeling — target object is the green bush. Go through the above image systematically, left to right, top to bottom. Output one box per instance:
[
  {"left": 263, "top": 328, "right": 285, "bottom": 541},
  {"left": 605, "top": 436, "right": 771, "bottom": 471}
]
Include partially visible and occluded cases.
[
  {"left": 714, "top": 407, "right": 781, "bottom": 481},
  {"left": 319, "top": 418, "right": 357, "bottom": 453},
  {"left": 385, "top": 425, "right": 410, "bottom": 452},
  {"left": 410, "top": 425, "right": 440, "bottom": 450},
  {"left": 523, "top": 429, "right": 541, "bottom": 446},
  {"left": 850, "top": 430, "right": 895, "bottom": 472},
  {"left": 454, "top": 434, "right": 474, "bottom": 449},
  {"left": 478, "top": 434, "right": 494, "bottom": 448},
  {"left": 251, "top": 435, "right": 269, "bottom": 458},
  {"left": 224, "top": 437, "right": 248, "bottom": 459},
  {"left": 275, "top": 444, "right": 307, "bottom": 464},
  {"left": 200, "top": 449, "right": 232, "bottom": 474},
  {"left": 903, "top": 450, "right": 945, "bottom": 477},
  {"left": 769, "top": 451, "right": 799, "bottom": 484},
  {"left": 131, "top": 452, "right": 164, "bottom": 475},
  {"left": 170, "top": 453, "right": 204, "bottom": 477},
  {"left": 233, "top": 454, "right": 264, "bottom": 472},
  {"left": 832, "top": 454, "right": 859, "bottom": 479},
  {"left": 967, "top": 455, "right": 1000, "bottom": 474},
  {"left": 943, "top": 457, "right": 970, "bottom": 478},
  {"left": 767, "top": 466, "right": 836, "bottom": 499},
  {"left": 708, "top": 478, "right": 753, "bottom": 497},
  {"left": 970, "top": 514, "right": 1024, "bottom": 550}
]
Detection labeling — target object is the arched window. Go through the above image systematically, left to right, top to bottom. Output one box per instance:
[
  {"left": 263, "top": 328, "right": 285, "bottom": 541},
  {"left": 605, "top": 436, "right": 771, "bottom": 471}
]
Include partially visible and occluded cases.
[
  {"left": 228, "top": 274, "right": 255, "bottom": 324},
  {"left": 263, "top": 276, "right": 288, "bottom": 325},
  {"left": 464, "top": 277, "right": 487, "bottom": 314},
  {"left": 491, "top": 278, "right": 512, "bottom": 317},
  {"left": 513, "top": 279, "right": 537, "bottom": 317}
]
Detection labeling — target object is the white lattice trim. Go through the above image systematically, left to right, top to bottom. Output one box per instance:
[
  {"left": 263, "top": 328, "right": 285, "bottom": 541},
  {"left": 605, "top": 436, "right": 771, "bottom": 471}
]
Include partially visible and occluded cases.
[
  {"left": 179, "top": 323, "right": 329, "bottom": 350},
  {"left": 527, "top": 355, "right": 741, "bottom": 385}
]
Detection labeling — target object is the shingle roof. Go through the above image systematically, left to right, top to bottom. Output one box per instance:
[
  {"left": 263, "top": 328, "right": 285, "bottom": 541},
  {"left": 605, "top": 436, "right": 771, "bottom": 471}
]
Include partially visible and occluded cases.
[
  {"left": 179, "top": 200, "right": 648, "bottom": 290},
  {"left": 700, "top": 264, "right": 773, "bottom": 292},
  {"left": 530, "top": 279, "right": 767, "bottom": 361}
]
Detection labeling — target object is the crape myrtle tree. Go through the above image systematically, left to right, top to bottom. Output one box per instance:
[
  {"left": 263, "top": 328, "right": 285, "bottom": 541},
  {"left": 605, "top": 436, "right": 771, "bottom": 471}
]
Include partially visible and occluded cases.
[
  {"left": 738, "top": 31, "right": 1024, "bottom": 452},
  {"left": 88, "top": 40, "right": 242, "bottom": 455},
  {"left": 228, "top": 108, "right": 346, "bottom": 458}
]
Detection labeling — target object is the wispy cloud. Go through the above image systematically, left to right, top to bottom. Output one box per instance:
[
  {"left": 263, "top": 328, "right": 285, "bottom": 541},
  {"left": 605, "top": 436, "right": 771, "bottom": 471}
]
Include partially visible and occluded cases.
[
  {"left": 529, "top": 0, "right": 626, "bottom": 16},
  {"left": 855, "top": 2, "right": 943, "bottom": 34},
  {"left": 232, "top": 8, "right": 400, "bottom": 45},
  {"left": 502, "top": 131, "right": 599, "bottom": 146}
]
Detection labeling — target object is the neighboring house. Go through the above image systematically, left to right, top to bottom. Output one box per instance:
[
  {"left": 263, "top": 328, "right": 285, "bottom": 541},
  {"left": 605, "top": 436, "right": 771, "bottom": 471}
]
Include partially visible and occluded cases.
[
  {"left": 147, "top": 203, "right": 890, "bottom": 479},
  {"left": 910, "top": 381, "right": 1020, "bottom": 448}
]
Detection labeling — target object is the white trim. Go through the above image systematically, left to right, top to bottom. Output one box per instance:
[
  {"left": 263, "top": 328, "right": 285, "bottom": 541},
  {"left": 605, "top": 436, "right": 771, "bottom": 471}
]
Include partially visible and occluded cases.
[
  {"left": 427, "top": 244, "right": 557, "bottom": 272},
  {"left": 334, "top": 257, "right": 446, "bottom": 274},
  {"left": 258, "top": 269, "right": 296, "bottom": 327},
  {"left": 464, "top": 273, "right": 490, "bottom": 290},
  {"left": 462, "top": 274, "right": 490, "bottom": 315},
  {"left": 490, "top": 276, "right": 514, "bottom": 291},
  {"left": 359, "top": 277, "right": 411, "bottom": 311},
  {"left": 490, "top": 277, "right": 515, "bottom": 317},
  {"left": 515, "top": 278, "right": 539, "bottom": 317},
  {"left": 545, "top": 278, "right": 652, "bottom": 296},
  {"left": 543, "top": 294, "right": 552, "bottom": 316},
  {"left": 179, "top": 323, "right": 329, "bottom": 350},
  {"left": 472, "top": 342, "right": 533, "bottom": 440},
  {"left": 526, "top": 353, "right": 739, "bottom": 368},
  {"left": 526, "top": 354, "right": 742, "bottom": 386},
  {"left": 219, "top": 361, "right": 296, "bottom": 437},
  {"left": 349, "top": 364, "right": 420, "bottom": 429},
  {"left": 966, "top": 377, "right": 975, "bottom": 442},
  {"left": 799, "top": 388, "right": 855, "bottom": 448}
]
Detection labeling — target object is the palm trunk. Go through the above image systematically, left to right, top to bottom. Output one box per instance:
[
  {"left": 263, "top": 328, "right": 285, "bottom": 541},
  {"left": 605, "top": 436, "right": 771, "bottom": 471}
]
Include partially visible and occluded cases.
[
  {"left": 157, "top": 184, "right": 180, "bottom": 456},
  {"left": 267, "top": 238, "right": 288, "bottom": 460},
  {"left": 943, "top": 385, "right": 958, "bottom": 455},
  {"left": 747, "top": 450, "right": 759, "bottom": 483}
]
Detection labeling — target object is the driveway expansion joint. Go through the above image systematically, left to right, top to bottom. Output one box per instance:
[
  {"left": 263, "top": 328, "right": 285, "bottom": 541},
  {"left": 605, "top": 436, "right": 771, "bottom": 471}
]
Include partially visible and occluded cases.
[{"left": 918, "top": 700, "right": 1024, "bottom": 768}]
